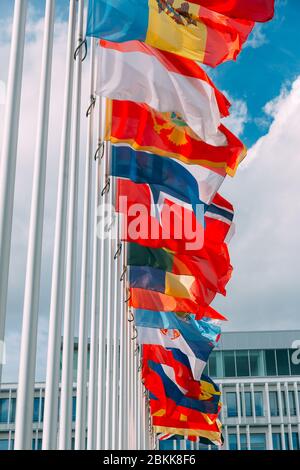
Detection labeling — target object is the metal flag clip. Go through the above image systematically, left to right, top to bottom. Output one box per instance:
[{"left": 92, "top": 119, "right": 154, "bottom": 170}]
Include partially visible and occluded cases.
[
  {"left": 74, "top": 37, "right": 87, "bottom": 62},
  {"left": 86, "top": 95, "right": 96, "bottom": 118},
  {"left": 94, "top": 141, "right": 105, "bottom": 161},
  {"left": 101, "top": 178, "right": 110, "bottom": 196},
  {"left": 114, "top": 243, "right": 122, "bottom": 260},
  {"left": 120, "top": 266, "right": 127, "bottom": 282},
  {"left": 125, "top": 291, "right": 132, "bottom": 304},
  {"left": 128, "top": 309, "right": 135, "bottom": 322},
  {"left": 132, "top": 326, "right": 138, "bottom": 341}
]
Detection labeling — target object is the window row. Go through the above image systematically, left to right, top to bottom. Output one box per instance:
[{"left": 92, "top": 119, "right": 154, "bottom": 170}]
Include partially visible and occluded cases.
[
  {"left": 205, "top": 349, "right": 300, "bottom": 378},
  {"left": 226, "top": 389, "right": 299, "bottom": 418},
  {"left": 0, "top": 396, "right": 77, "bottom": 425},
  {"left": 228, "top": 432, "right": 300, "bottom": 451}
]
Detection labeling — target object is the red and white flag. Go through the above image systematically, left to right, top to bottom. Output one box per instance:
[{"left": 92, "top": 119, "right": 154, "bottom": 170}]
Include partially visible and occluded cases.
[{"left": 96, "top": 40, "right": 230, "bottom": 146}]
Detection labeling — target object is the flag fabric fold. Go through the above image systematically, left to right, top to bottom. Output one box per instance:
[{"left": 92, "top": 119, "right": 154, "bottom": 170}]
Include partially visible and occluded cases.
[
  {"left": 87, "top": 0, "right": 254, "bottom": 66},
  {"left": 187, "top": 0, "right": 275, "bottom": 22},
  {"left": 97, "top": 40, "right": 230, "bottom": 145},
  {"left": 107, "top": 100, "right": 247, "bottom": 177}
]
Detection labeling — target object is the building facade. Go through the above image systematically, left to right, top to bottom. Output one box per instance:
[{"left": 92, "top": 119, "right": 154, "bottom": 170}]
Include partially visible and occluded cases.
[{"left": 1, "top": 330, "right": 300, "bottom": 451}]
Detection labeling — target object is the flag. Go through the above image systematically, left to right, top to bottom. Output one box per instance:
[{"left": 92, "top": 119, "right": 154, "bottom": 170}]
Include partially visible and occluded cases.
[
  {"left": 87, "top": 0, "right": 254, "bottom": 66},
  {"left": 187, "top": 0, "right": 275, "bottom": 22},
  {"left": 97, "top": 40, "right": 230, "bottom": 145},
  {"left": 107, "top": 100, "right": 247, "bottom": 177},
  {"left": 112, "top": 144, "right": 225, "bottom": 208},
  {"left": 116, "top": 179, "right": 234, "bottom": 253},
  {"left": 127, "top": 243, "right": 233, "bottom": 295},
  {"left": 129, "top": 266, "right": 216, "bottom": 305},
  {"left": 130, "top": 287, "right": 226, "bottom": 321},
  {"left": 136, "top": 310, "right": 220, "bottom": 379},
  {"left": 135, "top": 311, "right": 221, "bottom": 346},
  {"left": 143, "top": 345, "right": 221, "bottom": 399},
  {"left": 143, "top": 346, "right": 220, "bottom": 400},
  {"left": 143, "top": 360, "right": 220, "bottom": 415},
  {"left": 152, "top": 412, "right": 223, "bottom": 444}
]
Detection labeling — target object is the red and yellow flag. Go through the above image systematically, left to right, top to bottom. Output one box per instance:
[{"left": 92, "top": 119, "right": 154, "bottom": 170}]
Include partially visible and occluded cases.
[{"left": 107, "top": 100, "right": 246, "bottom": 177}]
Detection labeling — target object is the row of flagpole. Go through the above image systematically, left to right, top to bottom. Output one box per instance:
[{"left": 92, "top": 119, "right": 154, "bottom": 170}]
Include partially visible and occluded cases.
[{"left": 0, "top": 0, "right": 150, "bottom": 450}]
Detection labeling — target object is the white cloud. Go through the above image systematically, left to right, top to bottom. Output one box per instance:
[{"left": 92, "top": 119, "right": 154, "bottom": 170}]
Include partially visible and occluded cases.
[
  {"left": 245, "top": 24, "right": 268, "bottom": 49},
  {"left": 214, "top": 76, "right": 300, "bottom": 332},
  {"left": 222, "top": 96, "right": 248, "bottom": 137}
]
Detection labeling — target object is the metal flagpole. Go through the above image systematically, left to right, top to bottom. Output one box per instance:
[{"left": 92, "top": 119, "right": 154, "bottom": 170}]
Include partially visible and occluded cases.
[
  {"left": 0, "top": 0, "right": 28, "bottom": 385},
  {"left": 14, "top": 0, "right": 55, "bottom": 450},
  {"left": 42, "top": 0, "right": 77, "bottom": 450},
  {"left": 59, "top": 0, "right": 84, "bottom": 450},
  {"left": 73, "top": 0, "right": 94, "bottom": 450},
  {"left": 86, "top": 39, "right": 99, "bottom": 452},
  {"left": 96, "top": 99, "right": 109, "bottom": 450},
  {"left": 104, "top": 141, "right": 116, "bottom": 450},
  {"left": 111, "top": 181, "right": 121, "bottom": 449},
  {"left": 118, "top": 242, "right": 128, "bottom": 450}
]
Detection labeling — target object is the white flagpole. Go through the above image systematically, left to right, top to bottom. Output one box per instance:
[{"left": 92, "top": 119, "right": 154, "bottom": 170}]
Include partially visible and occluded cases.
[
  {"left": 0, "top": 0, "right": 28, "bottom": 385},
  {"left": 14, "top": 0, "right": 55, "bottom": 450},
  {"left": 42, "top": 0, "right": 77, "bottom": 450},
  {"left": 59, "top": 0, "right": 84, "bottom": 450},
  {"left": 74, "top": 3, "right": 95, "bottom": 451},
  {"left": 87, "top": 42, "right": 100, "bottom": 451},
  {"left": 96, "top": 100, "right": 109, "bottom": 450},
  {"left": 104, "top": 141, "right": 116, "bottom": 450},
  {"left": 111, "top": 199, "right": 121, "bottom": 449},
  {"left": 118, "top": 242, "right": 128, "bottom": 450}
]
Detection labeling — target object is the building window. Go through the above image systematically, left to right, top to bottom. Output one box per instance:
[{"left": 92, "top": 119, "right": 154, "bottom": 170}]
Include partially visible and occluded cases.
[
  {"left": 289, "top": 349, "right": 300, "bottom": 375},
  {"left": 249, "top": 350, "right": 264, "bottom": 376},
  {"left": 265, "top": 350, "right": 277, "bottom": 376},
  {"left": 276, "top": 350, "right": 290, "bottom": 376},
  {"left": 208, "top": 351, "right": 217, "bottom": 377},
  {"left": 223, "top": 351, "right": 236, "bottom": 377},
  {"left": 236, "top": 351, "right": 250, "bottom": 377},
  {"left": 243, "top": 391, "right": 252, "bottom": 417},
  {"left": 254, "top": 391, "right": 264, "bottom": 417},
  {"left": 269, "top": 391, "right": 279, "bottom": 416},
  {"left": 281, "top": 391, "right": 287, "bottom": 416},
  {"left": 288, "top": 391, "right": 296, "bottom": 416},
  {"left": 226, "top": 392, "right": 238, "bottom": 417},
  {"left": 72, "top": 396, "right": 76, "bottom": 422},
  {"left": 33, "top": 397, "right": 44, "bottom": 423},
  {"left": 9, "top": 398, "right": 16, "bottom": 424},
  {"left": 0, "top": 399, "right": 9, "bottom": 424},
  {"left": 240, "top": 433, "right": 247, "bottom": 450},
  {"left": 250, "top": 433, "right": 266, "bottom": 450},
  {"left": 272, "top": 433, "right": 282, "bottom": 450},
  {"left": 285, "top": 433, "right": 290, "bottom": 450},
  {"left": 292, "top": 433, "right": 299, "bottom": 451},
  {"left": 228, "top": 434, "right": 237, "bottom": 450},
  {"left": 0, "top": 439, "right": 9, "bottom": 451}
]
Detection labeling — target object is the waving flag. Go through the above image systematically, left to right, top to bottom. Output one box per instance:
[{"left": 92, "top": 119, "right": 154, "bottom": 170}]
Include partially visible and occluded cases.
[
  {"left": 87, "top": 0, "right": 254, "bottom": 66},
  {"left": 188, "top": 0, "right": 275, "bottom": 22},
  {"left": 97, "top": 40, "right": 230, "bottom": 145},
  {"left": 107, "top": 101, "right": 246, "bottom": 177},
  {"left": 112, "top": 144, "right": 225, "bottom": 209},
  {"left": 116, "top": 179, "right": 234, "bottom": 253},
  {"left": 127, "top": 243, "right": 233, "bottom": 295},
  {"left": 129, "top": 267, "right": 216, "bottom": 305},
  {"left": 130, "top": 287, "right": 226, "bottom": 321},
  {"left": 136, "top": 310, "right": 220, "bottom": 379},
  {"left": 135, "top": 311, "right": 221, "bottom": 345},
  {"left": 137, "top": 327, "right": 208, "bottom": 380},
  {"left": 143, "top": 345, "right": 221, "bottom": 399},
  {"left": 145, "top": 346, "right": 220, "bottom": 401},
  {"left": 143, "top": 360, "right": 220, "bottom": 415},
  {"left": 152, "top": 413, "right": 223, "bottom": 444}
]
